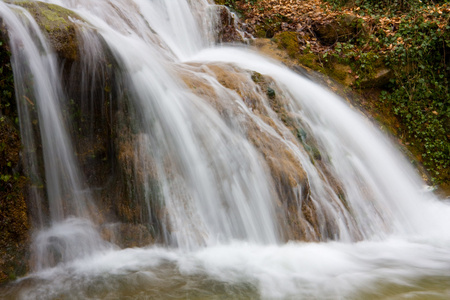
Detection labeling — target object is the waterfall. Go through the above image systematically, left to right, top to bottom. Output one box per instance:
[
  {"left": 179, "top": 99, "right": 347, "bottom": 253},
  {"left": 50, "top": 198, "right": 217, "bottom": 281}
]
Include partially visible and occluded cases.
[
  {"left": 1, "top": 0, "right": 450, "bottom": 298},
  {"left": 0, "top": 1, "right": 111, "bottom": 271}
]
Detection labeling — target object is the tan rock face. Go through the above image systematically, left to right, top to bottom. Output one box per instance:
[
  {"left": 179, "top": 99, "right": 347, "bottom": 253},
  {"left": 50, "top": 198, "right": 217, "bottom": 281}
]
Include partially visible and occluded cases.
[
  {"left": 0, "top": 2, "right": 369, "bottom": 282},
  {"left": 180, "top": 62, "right": 350, "bottom": 241}
]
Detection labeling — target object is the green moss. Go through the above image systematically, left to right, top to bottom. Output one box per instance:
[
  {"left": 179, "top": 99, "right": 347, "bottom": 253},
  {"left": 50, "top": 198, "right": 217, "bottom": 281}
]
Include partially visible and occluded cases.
[
  {"left": 214, "top": 0, "right": 227, "bottom": 5},
  {"left": 17, "top": 1, "right": 83, "bottom": 61},
  {"left": 17, "top": 2, "right": 76, "bottom": 28},
  {"left": 41, "top": 8, "right": 67, "bottom": 26},
  {"left": 255, "top": 18, "right": 283, "bottom": 39},
  {"left": 255, "top": 25, "right": 270, "bottom": 38},
  {"left": 255, "top": 29, "right": 267, "bottom": 38},
  {"left": 274, "top": 31, "right": 300, "bottom": 58},
  {"left": 0, "top": 34, "right": 15, "bottom": 118},
  {"left": 297, "top": 53, "right": 319, "bottom": 69},
  {"left": 328, "top": 64, "right": 348, "bottom": 82},
  {"left": 251, "top": 71, "right": 263, "bottom": 83},
  {"left": 0, "top": 118, "right": 29, "bottom": 285},
  {"left": 311, "top": 146, "right": 322, "bottom": 160}
]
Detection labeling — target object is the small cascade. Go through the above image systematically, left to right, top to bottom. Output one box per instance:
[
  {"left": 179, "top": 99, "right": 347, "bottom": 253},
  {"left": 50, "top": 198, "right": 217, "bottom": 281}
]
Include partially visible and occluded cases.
[
  {"left": 1, "top": 0, "right": 450, "bottom": 298},
  {"left": 0, "top": 1, "right": 113, "bottom": 270},
  {"left": 0, "top": 2, "right": 89, "bottom": 222},
  {"left": 188, "top": 47, "right": 436, "bottom": 239}
]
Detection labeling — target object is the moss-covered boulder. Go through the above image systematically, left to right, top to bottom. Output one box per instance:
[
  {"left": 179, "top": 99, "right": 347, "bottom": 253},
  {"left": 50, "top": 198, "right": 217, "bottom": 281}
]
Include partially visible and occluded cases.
[
  {"left": 17, "top": 1, "right": 83, "bottom": 61},
  {"left": 313, "top": 14, "right": 362, "bottom": 46},
  {"left": 358, "top": 67, "right": 393, "bottom": 89}
]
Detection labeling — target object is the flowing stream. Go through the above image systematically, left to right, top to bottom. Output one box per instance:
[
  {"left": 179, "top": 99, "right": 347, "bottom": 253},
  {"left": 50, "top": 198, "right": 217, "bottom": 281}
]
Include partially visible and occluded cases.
[{"left": 1, "top": 0, "right": 450, "bottom": 299}]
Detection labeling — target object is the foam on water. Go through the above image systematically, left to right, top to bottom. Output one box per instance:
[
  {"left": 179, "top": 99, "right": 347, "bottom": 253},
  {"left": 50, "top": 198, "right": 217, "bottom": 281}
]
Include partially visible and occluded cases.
[{"left": 4, "top": 238, "right": 450, "bottom": 299}]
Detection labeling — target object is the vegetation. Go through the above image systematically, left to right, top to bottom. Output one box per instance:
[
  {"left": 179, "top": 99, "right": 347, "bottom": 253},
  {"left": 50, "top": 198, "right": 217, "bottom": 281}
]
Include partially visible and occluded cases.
[
  {"left": 216, "top": 0, "right": 450, "bottom": 188},
  {"left": 323, "top": 0, "right": 450, "bottom": 186},
  {"left": 380, "top": 8, "right": 449, "bottom": 183},
  {"left": 0, "top": 32, "right": 29, "bottom": 284},
  {"left": 0, "top": 36, "right": 15, "bottom": 118}
]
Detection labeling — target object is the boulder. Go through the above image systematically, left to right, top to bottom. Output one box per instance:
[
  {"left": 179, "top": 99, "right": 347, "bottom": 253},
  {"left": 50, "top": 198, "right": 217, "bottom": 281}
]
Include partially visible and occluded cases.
[
  {"left": 18, "top": 1, "right": 83, "bottom": 61},
  {"left": 313, "top": 14, "right": 360, "bottom": 46},
  {"left": 358, "top": 67, "right": 393, "bottom": 88}
]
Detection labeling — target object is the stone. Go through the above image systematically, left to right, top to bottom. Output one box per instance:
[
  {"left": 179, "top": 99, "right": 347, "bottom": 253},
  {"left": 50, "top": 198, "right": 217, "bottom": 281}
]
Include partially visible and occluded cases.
[
  {"left": 18, "top": 1, "right": 83, "bottom": 61},
  {"left": 214, "top": 5, "right": 246, "bottom": 43},
  {"left": 313, "top": 14, "right": 360, "bottom": 46},
  {"left": 358, "top": 67, "right": 393, "bottom": 88}
]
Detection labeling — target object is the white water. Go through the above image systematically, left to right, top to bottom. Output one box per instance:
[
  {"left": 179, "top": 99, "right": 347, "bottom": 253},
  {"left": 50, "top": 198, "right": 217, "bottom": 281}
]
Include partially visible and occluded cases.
[
  {"left": 1, "top": 0, "right": 450, "bottom": 298},
  {"left": 0, "top": 1, "right": 92, "bottom": 222},
  {"left": 190, "top": 47, "right": 449, "bottom": 239},
  {"left": 5, "top": 239, "right": 450, "bottom": 299}
]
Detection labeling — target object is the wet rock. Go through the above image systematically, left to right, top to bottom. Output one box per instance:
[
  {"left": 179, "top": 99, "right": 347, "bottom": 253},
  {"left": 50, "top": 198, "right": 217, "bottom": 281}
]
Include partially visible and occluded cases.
[
  {"left": 18, "top": 1, "right": 84, "bottom": 61},
  {"left": 214, "top": 5, "right": 247, "bottom": 43},
  {"left": 0, "top": 29, "right": 29, "bottom": 284},
  {"left": 181, "top": 63, "right": 338, "bottom": 241},
  {"left": 0, "top": 118, "right": 29, "bottom": 284},
  {"left": 101, "top": 223, "right": 154, "bottom": 248},
  {"left": 45, "top": 236, "right": 65, "bottom": 267}
]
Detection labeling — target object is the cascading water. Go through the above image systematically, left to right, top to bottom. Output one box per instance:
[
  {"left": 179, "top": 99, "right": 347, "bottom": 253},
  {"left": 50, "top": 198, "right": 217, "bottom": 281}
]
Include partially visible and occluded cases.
[
  {"left": 1, "top": 0, "right": 450, "bottom": 299},
  {"left": 0, "top": 1, "right": 111, "bottom": 271}
]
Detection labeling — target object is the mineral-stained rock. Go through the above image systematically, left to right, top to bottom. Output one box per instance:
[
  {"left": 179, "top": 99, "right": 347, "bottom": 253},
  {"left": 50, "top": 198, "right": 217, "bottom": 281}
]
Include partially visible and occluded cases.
[{"left": 179, "top": 63, "right": 349, "bottom": 241}]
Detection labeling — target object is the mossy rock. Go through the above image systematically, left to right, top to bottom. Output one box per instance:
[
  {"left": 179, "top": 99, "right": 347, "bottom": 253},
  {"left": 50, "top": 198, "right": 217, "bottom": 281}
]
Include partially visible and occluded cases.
[
  {"left": 214, "top": 0, "right": 228, "bottom": 5},
  {"left": 17, "top": 1, "right": 84, "bottom": 61},
  {"left": 313, "top": 14, "right": 360, "bottom": 46},
  {"left": 255, "top": 20, "right": 282, "bottom": 39},
  {"left": 0, "top": 26, "right": 29, "bottom": 285},
  {"left": 0, "top": 27, "right": 15, "bottom": 117},
  {"left": 273, "top": 31, "right": 300, "bottom": 58},
  {"left": 298, "top": 53, "right": 322, "bottom": 70},
  {"left": 358, "top": 67, "right": 393, "bottom": 88},
  {"left": 0, "top": 118, "right": 29, "bottom": 285}
]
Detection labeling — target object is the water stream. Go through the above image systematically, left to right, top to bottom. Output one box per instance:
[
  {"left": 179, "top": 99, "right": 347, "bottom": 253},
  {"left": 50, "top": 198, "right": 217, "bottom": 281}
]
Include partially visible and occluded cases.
[{"left": 1, "top": 0, "right": 450, "bottom": 298}]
